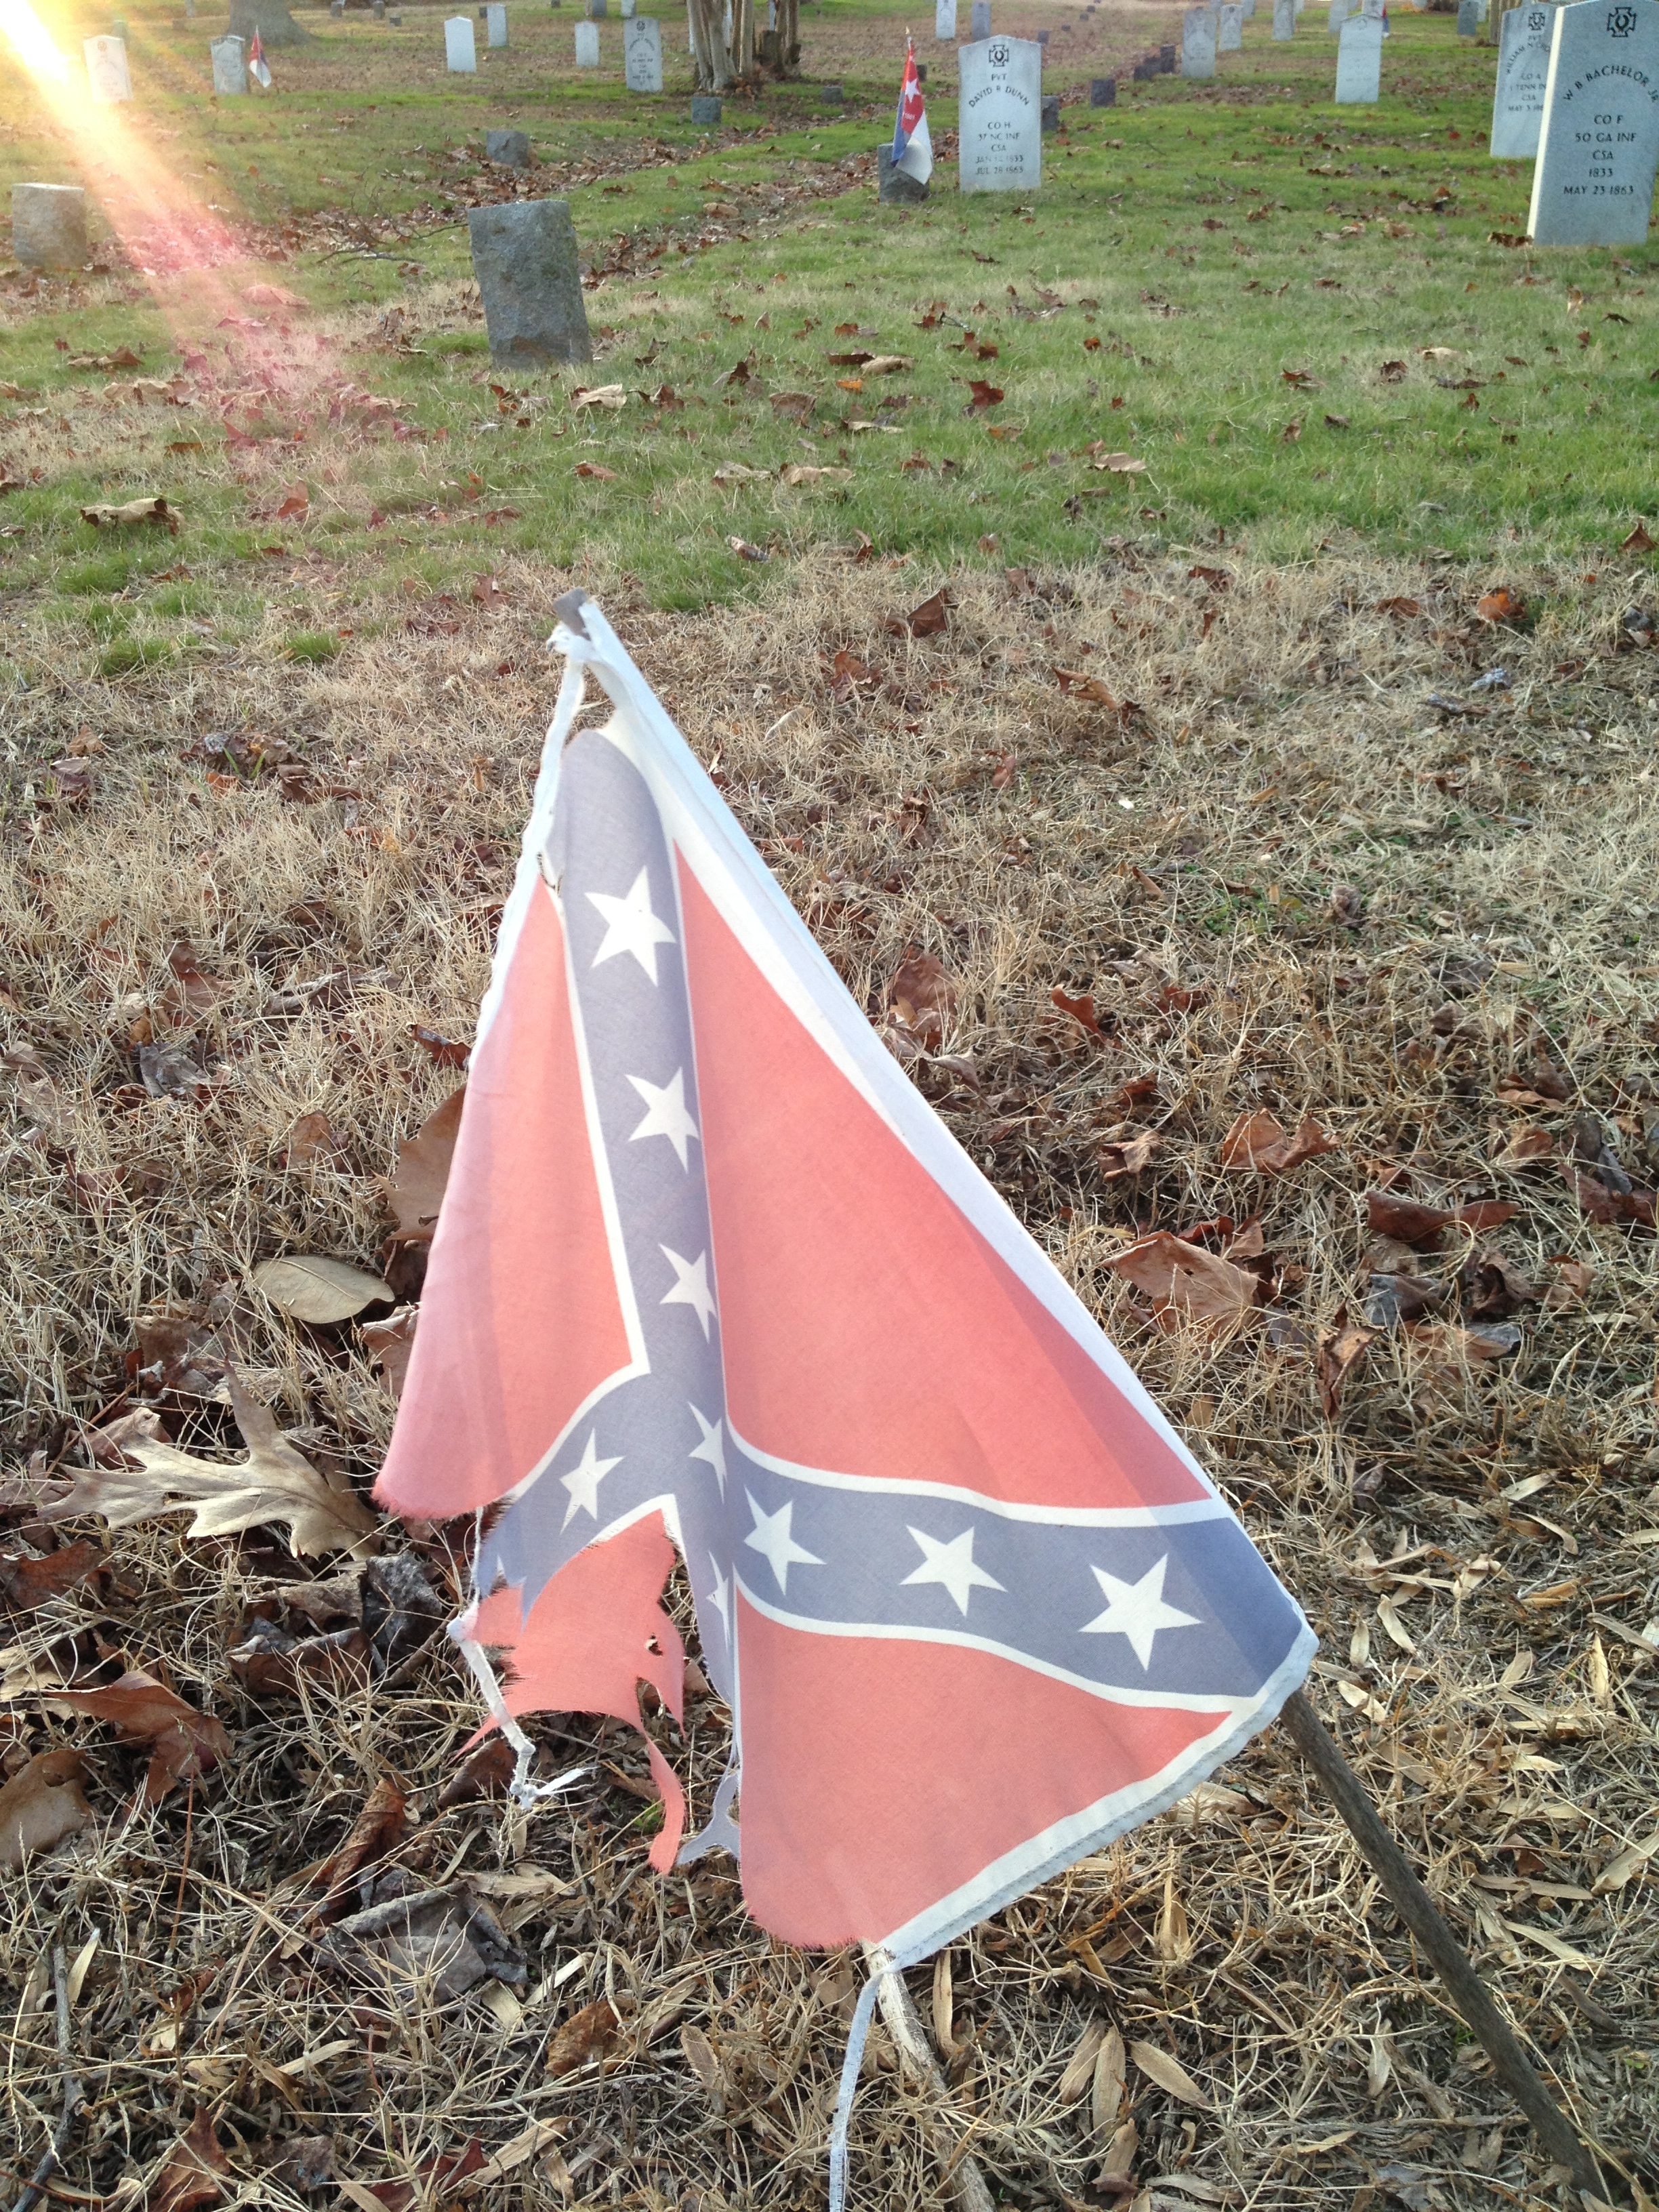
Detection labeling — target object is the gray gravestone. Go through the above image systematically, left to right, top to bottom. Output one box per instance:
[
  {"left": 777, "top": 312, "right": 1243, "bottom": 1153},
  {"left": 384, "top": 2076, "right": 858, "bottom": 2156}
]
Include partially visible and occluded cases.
[
  {"left": 228, "top": 0, "right": 309, "bottom": 44},
  {"left": 331, "top": 0, "right": 342, "bottom": 16},
  {"left": 590, "top": 0, "right": 605, "bottom": 14},
  {"left": 621, "top": 0, "right": 636, "bottom": 14},
  {"left": 936, "top": 0, "right": 956, "bottom": 32},
  {"left": 970, "top": 0, "right": 991, "bottom": 35},
  {"left": 1274, "top": 0, "right": 1294, "bottom": 34},
  {"left": 1327, "top": 0, "right": 1351, "bottom": 29},
  {"left": 1457, "top": 0, "right": 1479, "bottom": 32},
  {"left": 1528, "top": 0, "right": 1659, "bottom": 243},
  {"left": 487, "top": 1, "right": 507, "bottom": 41},
  {"left": 1219, "top": 1, "right": 1243, "bottom": 47},
  {"left": 1492, "top": 3, "right": 1555, "bottom": 157},
  {"left": 1182, "top": 4, "right": 1216, "bottom": 75},
  {"left": 1334, "top": 10, "right": 1380, "bottom": 98},
  {"left": 624, "top": 12, "right": 661, "bottom": 86},
  {"left": 445, "top": 13, "right": 476, "bottom": 64},
  {"left": 110, "top": 14, "right": 127, "bottom": 31},
  {"left": 575, "top": 17, "right": 598, "bottom": 60},
  {"left": 1037, "top": 24, "right": 1048, "bottom": 42},
  {"left": 211, "top": 33, "right": 247, "bottom": 89},
  {"left": 83, "top": 35, "right": 131, "bottom": 99},
  {"left": 958, "top": 35, "right": 1041, "bottom": 190},
  {"left": 1160, "top": 41, "right": 1176, "bottom": 65},
  {"left": 1132, "top": 57, "right": 1155, "bottom": 77},
  {"left": 1090, "top": 71, "right": 1115, "bottom": 100},
  {"left": 821, "top": 79, "right": 844, "bottom": 100},
  {"left": 1041, "top": 89, "right": 1059, "bottom": 126},
  {"left": 691, "top": 93, "right": 722, "bottom": 121},
  {"left": 486, "top": 126, "right": 532, "bottom": 163},
  {"left": 878, "top": 143, "right": 930, "bottom": 199},
  {"left": 12, "top": 182, "right": 87, "bottom": 268},
  {"left": 469, "top": 199, "right": 593, "bottom": 363}
]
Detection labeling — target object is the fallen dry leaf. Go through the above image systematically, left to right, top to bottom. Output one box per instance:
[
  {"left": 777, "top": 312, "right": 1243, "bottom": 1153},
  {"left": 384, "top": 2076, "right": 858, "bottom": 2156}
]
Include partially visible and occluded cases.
[
  {"left": 243, "top": 281, "right": 308, "bottom": 309},
  {"left": 964, "top": 379, "right": 1004, "bottom": 410},
  {"left": 570, "top": 384, "right": 627, "bottom": 410},
  {"left": 1091, "top": 451, "right": 1147, "bottom": 473},
  {"left": 573, "top": 462, "right": 617, "bottom": 481},
  {"left": 780, "top": 464, "right": 853, "bottom": 487},
  {"left": 274, "top": 484, "right": 308, "bottom": 520},
  {"left": 81, "top": 494, "right": 180, "bottom": 533},
  {"left": 1621, "top": 523, "right": 1656, "bottom": 554},
  {"left": 1477, "top": 586, "right": 1525, "bottom": 625},
  {"left": 905, "top": 589, "right": 951, "bottom": 637},
  {"left": 887, "top": 951, "right": 956, "bottom": 1047},
  {"left": 1051, "top": 985, "right": 1104, "bottom": 1035},
  {"left": 384, "top": 1089, "right": 464, "bottom": 1253},
  {"left": 1220, "top": 1109, "right": 1339, "bottom": 1174},
  {"left": 283, "top": 1111, "right": 349, "bottom": 1168},
  {"left": 1100, "top": 1130, "right": 1161, "bottom": 1181},
  {"left": 1365, "top": 1191, "right": 1515, "bottom": 1247},
  {"left": 1105, "top": 1233, "right": 1257, "bottom": 1329},
  {"left": 252, "top": 1253, "right": 394, "bottom": 1326},
  {"left": 361, "top": 1305, "right": 419, "bottom": 1397},
  {"left": 1317, "top": 1305, "right": 1375, "bottom": 1418},
  {"left": 56, "top": 1366, "right": 377, "bottom": 1558},
  {"left": 0, "top": 1539, "right": 101, "bottom": 1610},
  {"left": 49, "top": 1667, "right": 231, "bottom": 1803},
  {"left": 0, "top": 1748, "right": 93, "bottom": 1872},
  {"left": 312, "top": 1775, "right": 407, "bottom": 1919},
  {"left": 1593, "top": 1832, "right": 1659, "bottom": 1893},
  {"left": 547, "top": 1996, "right": 621, "bottom": 2077},
  {"left": 1057, "top": 2016, "right": 1106, "bottom": 2104},
  {"left": 1092, "top": 2024, "right": 1127, "bottom": 2135},
  {"left": 1129, "top": 2039, "right": 1211, "bottom": 2109},
  {"left": 150, "top": 2107, "right": 233, "bottom": 2212}
]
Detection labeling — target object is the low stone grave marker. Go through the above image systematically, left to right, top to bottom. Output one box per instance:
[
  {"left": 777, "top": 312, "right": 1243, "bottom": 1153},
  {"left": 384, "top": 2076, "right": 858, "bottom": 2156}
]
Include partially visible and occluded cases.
[
  {"left": 936, "top": 0, "right": 957, "bottom": 34},
  {"left": 970, "top": 0, "right": 991, "bottom": 36},
  {"left": 1274, "top": 0, "right": 1294, "bottom": 35},
  {"left": 1458, "top": 0, "right": 1479, "bottom": 33},
  {"left": 1528, "top": 0, "right": 1659, "bottom": 244},
  {"left": 1219, "top": 1, "right": 1243, "bottom": 47},
  {"left": 487, "top": 3, "right": 507, "bottom": 43},
  {"left": 1492, "top": 3, "right": 1556, "bottom": 157},
  {"left": 1182, "top": 4, "right": 1216, "bottom": 76},
  {"left": 1334, "top": 8, "right": 1381, "bottom": 98},
  {"left": 624, "top": 12, "right": 661, "bottom": 87},
  {"left": 445, "top": 14, "right": 476, "bottom": 66},
  {"left": 575, "top": 17, "right": 598, "bottom": 61},
  {"left": 211, "top": 31, "right": 247, "bottom": 88},
  {"left": 84, "top": 35, "right": 131, "bottom": 100},
  {"left": 958, "top": 35, "right": 1041, "bottom": 190},
  {"left": 1089, "top": 71, "right": 1115, "bottom": 100},
  {"left": 1041, "top": 89, "right": 1059, "bottom": 126},
  {"left": 691, "top": 91, "right": 722, "bottom": 121},
  {"left": 486, "top": 126, "right": 532, "bottom": 163},
  {"left": 878, "top": 144, "right": 929, "bottom": 199},
  {"left": 12, "top": 182, "right": 87, "bottom": 268},
  {"left": 468, "top": 200, "right": 593, "bottom": 363}
]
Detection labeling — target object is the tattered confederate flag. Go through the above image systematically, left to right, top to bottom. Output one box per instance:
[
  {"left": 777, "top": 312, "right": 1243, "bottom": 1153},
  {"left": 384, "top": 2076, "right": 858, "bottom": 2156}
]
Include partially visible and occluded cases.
[{"left": 376, "top": 592, "right": 1313, "bottom": 1971}]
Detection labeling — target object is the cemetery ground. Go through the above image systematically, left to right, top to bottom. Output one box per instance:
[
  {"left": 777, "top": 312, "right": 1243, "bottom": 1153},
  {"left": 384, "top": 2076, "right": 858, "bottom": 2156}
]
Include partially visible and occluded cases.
[{"left": 3, "top": 3, "right": 1659, "bottom": 2209}]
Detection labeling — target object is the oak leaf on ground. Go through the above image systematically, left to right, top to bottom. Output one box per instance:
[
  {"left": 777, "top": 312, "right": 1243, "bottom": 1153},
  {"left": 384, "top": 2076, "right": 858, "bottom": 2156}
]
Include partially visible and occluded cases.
[
  {"left": 1220, "top": 1109, "right": 1339, "bottom": 1174},
  {"left": 1105, "top": 1232, "right": 1257, "bottom": 1328},
  {"left": 49, "top": 1668, "right": 231, "bottom": 1803},
  {"left": 0, "top": 1748, "right": 93, "bottom": 1871},
  {"left": 150, "top": 2106, "right": 233, "bottom": 2212}
]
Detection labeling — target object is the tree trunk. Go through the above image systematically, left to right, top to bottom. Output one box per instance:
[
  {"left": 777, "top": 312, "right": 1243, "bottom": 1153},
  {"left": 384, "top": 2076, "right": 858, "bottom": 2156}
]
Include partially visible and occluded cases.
[
  {"left": 688, "top": 0, "right": 731, "bottom": 88},
  {"left": 733, "top": 0, "right": 755, "bottom": 77},
  {"left": 777, "top": 0, "right": 800, "bottom": 75}
]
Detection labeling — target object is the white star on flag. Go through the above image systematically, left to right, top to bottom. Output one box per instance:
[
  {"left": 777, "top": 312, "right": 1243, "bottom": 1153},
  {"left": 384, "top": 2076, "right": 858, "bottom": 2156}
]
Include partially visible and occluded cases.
[
  {"left": 588, "top": 867, "right": 676, "bottom": 983},
  {"left": 627, "top": 1067, "right": 700, "bottom": 1167},
  {"left": 659, "top": 1246, "right": 717, "bottom": 1337},
  {"left": 688, "top": 1405, "right": 729, "bottom": 1494},
  {"left": 560, "top": 1431, "right": 622, "bottom": 1529},
  {"left": 743, "top": 1492, "right": 823, "bottom": 1596},
  {"left": 901, "top": 1525, "right": 1005, "bottom": 1617},
  {"left": 1080, "top": 1555, "right": 1200, "bottom": 1670},
  {"left": 704, "top": 1560, "right": 731, "bottom": 1641}
]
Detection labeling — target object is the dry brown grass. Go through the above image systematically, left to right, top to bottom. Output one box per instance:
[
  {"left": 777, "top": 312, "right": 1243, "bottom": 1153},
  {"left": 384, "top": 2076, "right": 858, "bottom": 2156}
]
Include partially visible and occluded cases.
[{"left": 2, "top": 543, "right": 1658, "bottom": 2211}]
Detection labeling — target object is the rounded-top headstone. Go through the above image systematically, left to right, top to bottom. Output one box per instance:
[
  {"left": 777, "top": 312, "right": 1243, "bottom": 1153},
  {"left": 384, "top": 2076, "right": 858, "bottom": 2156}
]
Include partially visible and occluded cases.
[
  {"left": 211, "top": 33, "right": 247, "bottom": 91},
  {"left": 83, "top": 35, "right": 132, "bottom": 100},
  {"left": 1089, "top": 73, "right": 1115, "bottom": 103},
  {"left": 691, "top": 92, "right": 722, "bottom": 123},
  {"left": 485, "top": 126, "right": 532, "bottom": 165},
  {"left": 12, "top": 182, "right": 88, "bottom": 269},
  {"left": 468, "top": 198, "right": 594, "bottom": 365}
]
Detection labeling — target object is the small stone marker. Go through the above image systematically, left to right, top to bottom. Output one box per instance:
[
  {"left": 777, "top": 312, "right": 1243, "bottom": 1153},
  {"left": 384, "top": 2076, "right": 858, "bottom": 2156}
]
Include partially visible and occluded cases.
[
  {"left": 590, "top": 0, "right": 605, "bottom": 15},
  {"left": 621, "top": 0, "right": 636, "bottom": 14},
  {"left": 936, "top": 0, "right": 956, "bottom": 34},
  {"left": 970, "top": 0, "right": 991, "bottom": 35},
  {"left": 1273, "top": 0, "right": 1294, "bottom": 35},
  {"left": 1327, "top": 0, "right": 1351, "bottom": 30},
  {"left": 1457, "top": 0, "right": 1478, "bottom": 33},
  {"left": 1528, "top": 0, "right": 1659, "bottom": 245},
  {"left": 331, "top": 1, "right": 343, "bottom": 17},
  {"left": 487, "top": 2, "right": 507, "bottom": 41},
  {"left": 1219, "top": 2, "right": 1242, "bottom": 48},
  {"left": 1491, "top": 3, "right": 1555, "bottom": 158},
  {"left": 1181, "top": 5, "right": 1216, "bottom": 76},
  {"left": 1334, "top": 9, "right": 1381, "bottom": 98},
  {"left": 624, "top": 12, "right": 661, "bottom": 87},
  {"left": 445, "top": 14, "right": 476, "bottom": 66},
  {"left": 110, "top": 16, "right": 127, "bottom": 35},
  {"left": 575, "top": 17, "right": 598, "bottom": 60},
  {"left": 1037, "top": 25, "right": 1048, "bottom": 42},
  {"left": 211, "top": 31, "right": 247, "bottom": 88},
  {"left": 84, "top": 35, "right": 131, "bottom": 100},
  {"left": 958, "top": 35, "right": 1042, "bottom": 190},
  {"left": 1160, "top": 41, "right": 1176, "bottom": 66},
  {"left": 1131, "top": 56, "right": 1155, "bottom": 77},
  {"left": 1089, "top": 71, "right": 1115, "bottom": 100},
  {"left": 821, "top": 79, "right": 844, "bottom": 100},
  {"left": 1041, "top": 89, "right": 1059, "bottom": 126},
  {"left": 691, "top": 92, "right": 722, "bottom": 121},
  {"left": 486, "top": 126, "right": 532, "bottom": 162},
  {"left": 878, "top": 143, "right": 929, "bottom": 199},
  {"left": 12, "top": 182, "right": 87, "bottom": 268},
  {"left": 469, "top": 199, "right": 593, "bottom": 364}
]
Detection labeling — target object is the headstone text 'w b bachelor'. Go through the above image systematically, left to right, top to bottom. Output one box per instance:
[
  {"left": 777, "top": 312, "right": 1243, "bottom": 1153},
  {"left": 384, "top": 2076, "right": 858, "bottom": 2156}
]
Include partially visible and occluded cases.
[{"left": 1528, "top": 0, "right": 1659, "bottom": 245}]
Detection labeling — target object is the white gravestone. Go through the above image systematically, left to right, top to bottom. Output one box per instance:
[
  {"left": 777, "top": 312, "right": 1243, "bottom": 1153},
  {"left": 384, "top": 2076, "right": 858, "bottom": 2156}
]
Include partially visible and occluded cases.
[
  {"left": 620, "top": 0, "right": 635, "bottom": 15},
  {"left": 936, "top": 0, "right": 957, "bottom": 34},
  {"left": 970, "top": 0, "right": 991, "bottom": 35},
  {"left": 1244, "top": 0, "right": 1255, "bottom": 15},
  {"left": 1274, "top": 0, "right": 1294, "bottom": 35},
  {"left": 1327, "top": 0, "right": 1352, "bottom": 30},
  {"left": 1457, "top": 0, "right": 1479, "bottom": 33},
  {"left": 1529, "top": 0, "right": 1659, "bottom": 244},
  {"left": 487, "top": 1, "right": 507, "bottom": 41},
  {"left": 1220, "top": 1, "right": 1243, "bottom": 45},
  {"left": 1492, "top": 2, "right": 1555, "bottom": 155},
  {"left": 1182, "top": 3, "right": 1216, "bottom": 74},
  {"left": 1335, "top": 9, "right": 1381, "bottom": 97},
  {"left": 624, "top": 12, "right": 661, "bottom": 85},
  {"left": 445, "top": 14, "right": 477, "bottom": 66},
  {"left": 575, "top": 16, "right": 599, "bottom": 61},
  {"left": 211, "top": 32, "right": 247, "bottom": 89},
  {"left": 85, "top": 35, "right": 132, "bottom": 100},
  {"left": 958, "top": 35, "right": 1041, "bottom": 192}
]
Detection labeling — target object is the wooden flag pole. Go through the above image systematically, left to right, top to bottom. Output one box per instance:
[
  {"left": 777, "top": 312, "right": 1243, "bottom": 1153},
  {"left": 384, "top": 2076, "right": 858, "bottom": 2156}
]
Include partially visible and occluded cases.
[{"left": 1279, "top": 1690, "right": 1602, "bottom": 2194}]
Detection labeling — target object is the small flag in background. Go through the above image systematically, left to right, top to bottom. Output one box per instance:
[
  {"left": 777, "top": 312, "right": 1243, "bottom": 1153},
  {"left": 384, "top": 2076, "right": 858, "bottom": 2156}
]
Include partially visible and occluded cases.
[
  {"left": 249, "top": 27, "right": 272, "bottom": 85},
  {"left": 890, "top": 37, "right": 933, "bottom": 183}
]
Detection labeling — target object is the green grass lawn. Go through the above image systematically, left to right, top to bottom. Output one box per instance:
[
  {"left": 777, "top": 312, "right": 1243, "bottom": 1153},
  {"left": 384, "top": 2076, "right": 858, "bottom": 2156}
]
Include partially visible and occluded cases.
[{"left": 3, "top": 0, "right": 1656, "bottom": 652}]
